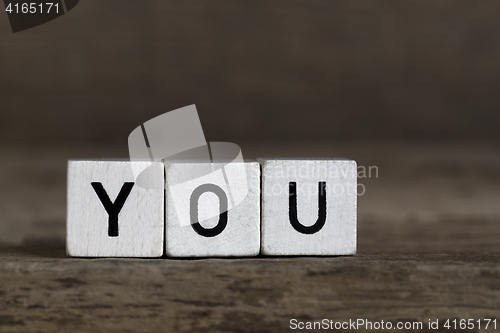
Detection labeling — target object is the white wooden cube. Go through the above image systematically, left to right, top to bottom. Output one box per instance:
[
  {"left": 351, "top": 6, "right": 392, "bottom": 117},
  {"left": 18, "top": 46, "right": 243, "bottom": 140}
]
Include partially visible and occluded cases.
[
  {"left": 259, "top": 159, "right": 357, "bottom": 256},
  {"left": 67, "top": 160, "right": 164, "bottom": 257},
  {"left": 165, "top": 162, "right": 260, "bottom": 257}
]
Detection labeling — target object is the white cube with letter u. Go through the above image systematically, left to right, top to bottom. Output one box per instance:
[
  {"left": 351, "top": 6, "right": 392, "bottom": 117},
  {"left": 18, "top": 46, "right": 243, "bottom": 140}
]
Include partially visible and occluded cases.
[{"left": 259, "top": 159, "right": 357, "bottom": 256}]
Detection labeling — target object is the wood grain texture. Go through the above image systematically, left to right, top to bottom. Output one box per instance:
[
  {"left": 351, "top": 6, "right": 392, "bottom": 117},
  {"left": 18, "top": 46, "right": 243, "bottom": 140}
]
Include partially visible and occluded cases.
[
  {"left": 1, "top": 142, "right": 500, "bottom": 332},
  {"left": 0, "top": 247, "right": 498, "bottom": 332}
]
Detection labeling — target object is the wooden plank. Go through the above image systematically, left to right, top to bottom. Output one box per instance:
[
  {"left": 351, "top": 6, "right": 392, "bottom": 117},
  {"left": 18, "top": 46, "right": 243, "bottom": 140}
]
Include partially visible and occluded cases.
[
  {"left": 1, "top": 142, "right": 500, "bottom": 331},
  {"left": 0, "top": 246, "right": 498, "bottom": 332}
]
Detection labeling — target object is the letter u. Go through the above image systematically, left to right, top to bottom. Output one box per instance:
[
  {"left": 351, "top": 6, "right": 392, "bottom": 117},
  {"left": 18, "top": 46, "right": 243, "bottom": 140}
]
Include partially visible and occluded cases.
[{"left": 288, "top": 182, "right": 326, "bottom": 234}]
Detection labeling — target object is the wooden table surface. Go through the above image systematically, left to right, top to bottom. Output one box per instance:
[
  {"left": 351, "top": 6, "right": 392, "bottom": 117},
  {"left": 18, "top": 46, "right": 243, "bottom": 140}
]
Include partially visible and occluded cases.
[{"left": 0, "top": 141, "right": 499, "bottom": 332}]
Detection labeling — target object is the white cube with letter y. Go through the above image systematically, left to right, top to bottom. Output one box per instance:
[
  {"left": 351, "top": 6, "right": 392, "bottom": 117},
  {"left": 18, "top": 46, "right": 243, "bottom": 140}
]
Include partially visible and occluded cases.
[{"left": 67, "top": 160, "right": 164, "bottom": 257}]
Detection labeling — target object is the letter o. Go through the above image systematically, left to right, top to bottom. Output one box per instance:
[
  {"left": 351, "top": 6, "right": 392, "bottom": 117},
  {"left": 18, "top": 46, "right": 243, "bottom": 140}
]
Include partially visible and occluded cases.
[{"left": 190, "top": 184, "right": 228, "bottom": 237}]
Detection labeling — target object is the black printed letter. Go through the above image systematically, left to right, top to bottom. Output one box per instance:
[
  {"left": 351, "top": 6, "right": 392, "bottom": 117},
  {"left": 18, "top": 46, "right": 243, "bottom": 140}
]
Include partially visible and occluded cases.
[
  {"left": 91, "top": 182, "right": 134, "bottom": 237},
  {"left": 289, "top": 182, "right": 327, "bottom": 234},
  {"left": 190, "top": 184, "right": 228, "bottom": 237}
]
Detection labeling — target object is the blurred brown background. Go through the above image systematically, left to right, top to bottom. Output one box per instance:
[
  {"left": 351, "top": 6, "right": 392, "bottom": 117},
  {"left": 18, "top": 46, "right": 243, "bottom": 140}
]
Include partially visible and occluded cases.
[
  {"left": 1, "top": 0, "right": 500, "bottom": 145},
  {"left": 1, "top": 0, "right": 500, "bottom": 244},
  {"left": 1, "top": 2, "right": 500, "bottom": 331}
]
